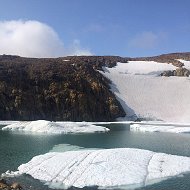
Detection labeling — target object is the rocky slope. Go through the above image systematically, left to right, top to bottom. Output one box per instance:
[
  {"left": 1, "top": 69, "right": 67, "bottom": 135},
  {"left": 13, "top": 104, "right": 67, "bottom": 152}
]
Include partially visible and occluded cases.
[
  {"left": 130, "top": 52, "right": 190, "bottom": 67},
  {"left": 131, "top": 52, "right": 190, "bottom": 77},
  {"left": 0, "top": 55, "right": 126, "bottom": 121}
]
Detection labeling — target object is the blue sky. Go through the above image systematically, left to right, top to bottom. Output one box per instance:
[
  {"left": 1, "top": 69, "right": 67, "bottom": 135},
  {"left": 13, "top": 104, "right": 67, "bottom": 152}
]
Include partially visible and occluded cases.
[{"left": 0, "top": 0, "right": 189, "bottom": 57}]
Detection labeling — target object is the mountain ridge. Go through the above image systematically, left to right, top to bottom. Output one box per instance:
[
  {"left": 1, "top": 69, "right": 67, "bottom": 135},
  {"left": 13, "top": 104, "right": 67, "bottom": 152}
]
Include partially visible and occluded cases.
[{"left": 0, "top": 52, "right": 189, "bottom": 121}]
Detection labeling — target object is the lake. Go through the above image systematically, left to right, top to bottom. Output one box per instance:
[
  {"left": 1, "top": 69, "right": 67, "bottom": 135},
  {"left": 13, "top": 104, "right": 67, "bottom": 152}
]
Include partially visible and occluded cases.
[{"left": 0, "top": 123, "right": 190, "bottom": 190}]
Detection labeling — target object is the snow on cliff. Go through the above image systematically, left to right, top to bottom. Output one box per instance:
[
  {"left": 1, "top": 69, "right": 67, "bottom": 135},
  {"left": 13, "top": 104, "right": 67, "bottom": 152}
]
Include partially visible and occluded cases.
[
  {"left": 178, "top": 59, "right": 190, "bottom": 69},
  {"left": 101, "top": 61, "right": 190, "bottom": 122},
  {"left": 2, "top": 120, "right": 109, "bottom": 134},
  {"left": 4, "top": 148, "right": 190, "bottom": 189}
]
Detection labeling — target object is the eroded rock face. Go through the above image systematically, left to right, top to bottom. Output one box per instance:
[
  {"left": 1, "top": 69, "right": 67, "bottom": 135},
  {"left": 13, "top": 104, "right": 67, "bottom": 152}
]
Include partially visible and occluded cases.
[
  {"left": 0, "top": 56, "right": 125, "bottom": 121},
  {"left": 161, "top": 67, "right": 190, "bottom": 77},
  {"left": 175, "top": 67, "right": 190, "bottom": 77}
]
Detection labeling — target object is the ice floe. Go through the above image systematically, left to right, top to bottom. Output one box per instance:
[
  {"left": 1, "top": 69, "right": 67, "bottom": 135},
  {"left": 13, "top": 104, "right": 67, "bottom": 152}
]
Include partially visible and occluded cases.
[
  {"left": 101, "top": 61, "right": 190, "bottom": 122},
  {"left": 2, "top": 120, "right": 109, "bottom": 134},
  {"left": 0, "top": 121, "right": 19, "bottom": 126},
  {"left": 130, "top": 123, "right": 190, "bottom": 133},
  {"left": 4, "top": 148, "right": 190, "bottom": 189}
]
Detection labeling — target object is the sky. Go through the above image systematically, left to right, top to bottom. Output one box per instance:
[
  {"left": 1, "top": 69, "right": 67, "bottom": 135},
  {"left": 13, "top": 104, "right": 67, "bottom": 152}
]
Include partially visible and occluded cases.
[{"left": 0, "top": 0, "right": 189, "bottom": 57}]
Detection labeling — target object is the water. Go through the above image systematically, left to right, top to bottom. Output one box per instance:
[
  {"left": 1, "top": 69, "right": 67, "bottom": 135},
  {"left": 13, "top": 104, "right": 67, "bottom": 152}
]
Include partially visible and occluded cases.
[{"left": 0, "top": 123, "right": 190, "bottom": 190}]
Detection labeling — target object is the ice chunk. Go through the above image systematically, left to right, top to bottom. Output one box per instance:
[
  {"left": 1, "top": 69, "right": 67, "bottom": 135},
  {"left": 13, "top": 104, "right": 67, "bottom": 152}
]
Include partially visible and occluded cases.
[
  {"left": 2, "top": 120, "right": 109, "bottom": 134},
  {"left": 130, "top": 123, "right": 190, "bottom": 133},
  {"left": 5, "top": 148, "right": 190, "bottom": 189}
]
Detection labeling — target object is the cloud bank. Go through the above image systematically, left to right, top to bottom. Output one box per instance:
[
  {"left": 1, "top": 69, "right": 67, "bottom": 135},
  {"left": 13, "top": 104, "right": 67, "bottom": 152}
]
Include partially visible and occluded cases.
[{"left": 0, "top": 20, "right": 92, "bottom": 57}]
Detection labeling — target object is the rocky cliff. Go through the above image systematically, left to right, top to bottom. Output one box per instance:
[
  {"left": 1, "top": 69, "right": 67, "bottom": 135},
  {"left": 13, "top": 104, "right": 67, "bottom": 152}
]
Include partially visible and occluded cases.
[{"left": 0, "top": 55, "right": 126, "bottom": 121}]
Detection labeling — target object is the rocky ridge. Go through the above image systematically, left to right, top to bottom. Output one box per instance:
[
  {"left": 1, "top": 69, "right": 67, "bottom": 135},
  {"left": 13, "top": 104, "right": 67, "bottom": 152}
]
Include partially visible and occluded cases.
[
  {"left": 0, "top": 52, "right": 189, "bottom": 121},
  {"left": 130, "top": 52, "right": 190, "bottom": 67},
  {"left": 0, "top": 55, "right": 126, "bottom": 121}
]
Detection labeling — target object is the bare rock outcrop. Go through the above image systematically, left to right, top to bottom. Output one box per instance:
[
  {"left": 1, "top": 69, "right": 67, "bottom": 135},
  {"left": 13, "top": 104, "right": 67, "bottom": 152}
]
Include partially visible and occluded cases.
[
  {"left": 0, "top": 55, "right": 125, "bottom": 121},
  {"left": 161, "top": 67, "right": 190, "bottom": 77}
]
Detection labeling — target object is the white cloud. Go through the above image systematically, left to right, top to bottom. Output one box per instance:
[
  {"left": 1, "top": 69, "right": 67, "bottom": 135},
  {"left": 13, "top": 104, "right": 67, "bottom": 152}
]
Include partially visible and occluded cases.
[
  {"left": 0, "top": 20, "right": 92, "bottom": 57},
  {"left": 129, "top": 31, "right": 164, "bottom": 49},
  {"left": 67, "top": 39, "right": 92, "bottom": 56}
]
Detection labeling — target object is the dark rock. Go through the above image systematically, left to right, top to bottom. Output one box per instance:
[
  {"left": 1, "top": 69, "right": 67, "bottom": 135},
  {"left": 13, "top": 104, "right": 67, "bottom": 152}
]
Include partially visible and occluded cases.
[
  {"left": 0, "top": 55, "right": 126, "bottom": 121},
  {"left": 161, "top": 67, "right": 190, "bottom": 77},
  {"left": 175, "top": 67, "right": 190, "bottom": 77},
  {"left": 160, "top": 70, "right": 175, "bottom": 77},
  {"left": 0, "top": 179, "right": 7, "bottom": 185},
  {"left": 0, "top": 179, "right": 10, "bottom": 190},
  {"left": 0, "top": 179, "right": 22, "bottom": 190},
  {"left": 10, "top": 183, "right": 22, "bottom": 189}
]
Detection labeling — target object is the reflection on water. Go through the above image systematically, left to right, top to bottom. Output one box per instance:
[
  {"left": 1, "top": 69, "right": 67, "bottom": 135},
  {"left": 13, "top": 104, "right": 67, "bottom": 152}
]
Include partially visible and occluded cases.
[{"left": 0, "top": 123, "right": 190, "bottom": 190}]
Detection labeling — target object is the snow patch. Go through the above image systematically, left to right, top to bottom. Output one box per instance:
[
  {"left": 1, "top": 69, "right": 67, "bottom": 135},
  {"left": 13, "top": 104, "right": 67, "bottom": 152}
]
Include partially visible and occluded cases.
[
  {"left": 178, "top": 59, "right": 190, "bottom": 69},
  {"left": 101, "top": 61, "right": 190, "bottom": 122},
  {"left": 113, "top": 61, "right": 176, "bottom": 76},
  {"left": 2, "top": 120, "right": 109, "bottom": 134},
  {"left": 4, "top": 148, "right": 190, "bottom": 189}
]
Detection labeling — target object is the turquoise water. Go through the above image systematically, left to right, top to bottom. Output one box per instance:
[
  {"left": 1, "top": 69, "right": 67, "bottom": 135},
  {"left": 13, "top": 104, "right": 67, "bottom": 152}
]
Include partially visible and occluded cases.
[{"left": 1, "top": 123, "right": 190, "bottom": 190}]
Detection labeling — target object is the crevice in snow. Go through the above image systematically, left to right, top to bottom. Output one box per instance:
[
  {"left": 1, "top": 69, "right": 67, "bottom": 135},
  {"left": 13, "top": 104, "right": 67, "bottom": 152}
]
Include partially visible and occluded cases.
[
  {"left": 72, "top": 150, "right": 104, "bottom": 186},
  {"left": 52, "top": 152, "right": 88, "bottom": 184},
  {"left": 22, "top": 153, "right": 57, "bottom": 174},
  {"left": 144, "top": 153, "right": 156, "bottom": 186}
]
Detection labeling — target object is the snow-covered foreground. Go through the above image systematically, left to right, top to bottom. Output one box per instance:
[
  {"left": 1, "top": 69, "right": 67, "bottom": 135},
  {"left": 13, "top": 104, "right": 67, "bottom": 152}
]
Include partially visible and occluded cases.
[
  {"left": 102, "top": 60, "right": 190, "bottom": 122},
  {"left": 2, "top": 120, "right": 109, "bottom": 134},
  {"left": 131, "top": 123, "right": 190, "bottom": 133},
  {"left": 4, "top": 148, "right": 190, "bottom": 189}
]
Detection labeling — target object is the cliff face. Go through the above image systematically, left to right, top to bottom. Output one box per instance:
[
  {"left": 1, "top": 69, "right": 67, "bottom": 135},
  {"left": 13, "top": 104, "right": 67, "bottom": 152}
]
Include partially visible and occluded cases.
[
  {"left": 0, "top": 52, "right": 189, "bottom": 121},
  {"left": 0, "top": 55, "right": 126, "bottom": 121}
]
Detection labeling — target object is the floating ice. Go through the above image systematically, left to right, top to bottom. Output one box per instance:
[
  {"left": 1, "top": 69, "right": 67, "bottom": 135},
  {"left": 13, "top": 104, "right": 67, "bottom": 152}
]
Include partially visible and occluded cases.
[
  {"left": 2, "top": 120, "right": 109, "bottom": 134},
  {"left": 0, "top": 121, "right": 19, "bottom": 126},
  {"left": 130, "top": 123, "right": 190, "bottom": 133},
  {"left": 4, "top": 148, "right": 190, "bottom": 189}
]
